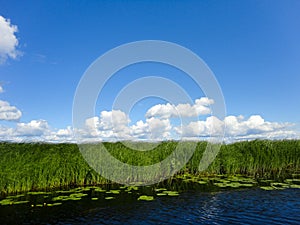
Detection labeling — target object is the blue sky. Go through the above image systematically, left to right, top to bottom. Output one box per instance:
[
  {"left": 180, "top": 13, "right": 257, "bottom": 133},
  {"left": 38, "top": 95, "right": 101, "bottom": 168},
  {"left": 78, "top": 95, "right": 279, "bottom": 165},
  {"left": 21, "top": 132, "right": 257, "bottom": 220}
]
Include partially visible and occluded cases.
[{"left": 0, "top": 0, "right": 299, "bottom": 142}]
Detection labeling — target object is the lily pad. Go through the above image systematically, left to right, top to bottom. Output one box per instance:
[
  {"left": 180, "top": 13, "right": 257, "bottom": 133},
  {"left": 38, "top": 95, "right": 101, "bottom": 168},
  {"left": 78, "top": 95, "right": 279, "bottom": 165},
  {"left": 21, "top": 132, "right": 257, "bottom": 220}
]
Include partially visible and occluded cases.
[
  {"left": 285, "top": 179, "right": 300, "bottom": 183},
  {"left": 198, "top": 181, "right": 208, "bottom": 184},
  {"left": 227, "top": 182, "right": 243, "bottom": 188},
  {"left": 271, "top": 182, "right": 289, "bottom": 187},
  {"left": 214, "top": 183, "right": 228, "bottom": 188},
  {"left": 240, "top": 183, "right": 254, "bottom": 187},
  {"left": 290, "top": 184, "right": 300, "bottom": 189},
  {"left": 126, "top": 186, "right": 138, "bottom": 192},
  {"left": 260, "top": 186, "right": 275, "bottom": 191},
  {"left": 94, "top": 188, "right": 106, "bottom": 192},
  {"left": 155, "top": 188, "right": 167, "bottom": 192},
  {"left": 56, "top": 190, "right": 75, "bottom": 194},
  {"left": 109, "top": 190, "right": 120, "bottom": 194},
  {"left": 27, "top": 191, "right": 49, "bottom": 195},
  {"left": 162, "top": 191, "right": 179, "bottom": 196},
  {"left": 69, "top": 193, "right": 88, "bottom": 198},
  {"left": 156, "top": 193, "right": 167, "bottom": 196},
  {"left": 6, "top": 194, "right": 25, "bottom": 199},
  {"left": 138, "top": 195, "right": 154, "bottom": 201},
  {"left": 52, "top": 196, "right": 68, "bottom": 201},
  {"left": 105, "top": 196, "right": 115, "bottom": 200},
  {"left": 68, "top": 197, "right": 82, "bottom": 201},
  {"left": 0, "top": 199, "right": 13, "bottom": 205},
  {"left": 13, "top": 200, "right": 29, "bottom": 205},
  {"left": 52, "top": 202, "right": 62, "bottom": 206}
]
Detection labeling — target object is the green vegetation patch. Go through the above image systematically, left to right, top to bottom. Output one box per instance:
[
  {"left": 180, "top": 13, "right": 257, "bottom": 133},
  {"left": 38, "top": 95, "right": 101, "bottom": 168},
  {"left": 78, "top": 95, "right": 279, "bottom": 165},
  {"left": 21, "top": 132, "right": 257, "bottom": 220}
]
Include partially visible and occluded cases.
[
  {"left": 0, "top": 140, "right": 300, "bottom": 194},
  {"left": 260, "top": 186, "right": 275, "bottom": 191},
  {"left": 155, "top": 188, "right": 167, "bottom": 192},
  {"left": 106, "top": 190, "right": 120, "bottom": 194},
  {"left": 27, "top": 191, "right": 49, "bottom": 195},
  {"left": 162, "top": 191, "right": 179, "bottom": 196},
  {"left": 156, "top": 193, "right": 167, "bottom": 196},
  {"left": 6, "top": 194, "right": 25, "bottom": 199},
  {"left": 138, "top": 195, "right": 154, "bottom": 201},
  {"left": 105, "top": 196, "right": 115, "bottom": 200},
  {"left": 0, "top": 199, "right": 13, "bottom": 205},
  {"left": 13, "top": 200, "right": 29, "bottom": 205},
  {"left": 47, "top": 202, "right": 62, "bottom": 207}
]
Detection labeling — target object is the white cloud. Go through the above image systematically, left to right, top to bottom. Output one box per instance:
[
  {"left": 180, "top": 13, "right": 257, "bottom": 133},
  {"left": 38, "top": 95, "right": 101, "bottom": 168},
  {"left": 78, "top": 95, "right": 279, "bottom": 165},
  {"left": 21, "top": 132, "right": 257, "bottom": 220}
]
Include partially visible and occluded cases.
[
  {"left": 0, "top": 15, "right": 21, "bottom": 64},
  {"left": 0, "top": 85, "right": 3, "bottom": 93},
  {"left": 0, "top": 97, "right": 298, "bottom": 143},
  {"left": 145, "top": 97, "right": 213, "bottom": 119},
  {"left": 0, "top": 100, "right": 22, "bottom": 121},
  {"left": 82, "top": 110, "right": 172, "bottom": 141},
  {"left": 84, "top": 110, "right": 131, "bottom": 139},
  {"left": 99, "top": 110, "right": 130, "bottom": 132},
  {"left": 0, "top": 113, "right": 297, "bottom": 143},
  {"left": 176, "top": 114, "right": 297, "bottom": 142},
  {"left": 224, "top": 115, "right": 289, "bottom": 136},
  {"left": 175, "top": 116, "right": 224, "bottom": 137},
  {"left": 146, "top": 117, "right": 171, "bottom": 140},
  {"left": 16, "top": 119, "right": 49, "bottom": 136},
  {"left": 0, "top": 120, "right": 52, "bottom": 142},
  {"left": 130, "top": 120, "right": 149, "bottom": 139},
  {"left": 0, "top": 125, "right": 13, "bottom": 137},
  {"left": 56, "top": 126, "right": 73, "bottom": 137}
]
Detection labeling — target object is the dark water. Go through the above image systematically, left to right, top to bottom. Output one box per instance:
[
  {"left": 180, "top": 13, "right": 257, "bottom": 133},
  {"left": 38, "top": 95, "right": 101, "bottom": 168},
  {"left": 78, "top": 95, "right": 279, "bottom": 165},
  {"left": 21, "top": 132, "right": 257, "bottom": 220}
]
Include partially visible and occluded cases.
[{"left": 2, "top": 188, "right": 300, "bottom": 224}]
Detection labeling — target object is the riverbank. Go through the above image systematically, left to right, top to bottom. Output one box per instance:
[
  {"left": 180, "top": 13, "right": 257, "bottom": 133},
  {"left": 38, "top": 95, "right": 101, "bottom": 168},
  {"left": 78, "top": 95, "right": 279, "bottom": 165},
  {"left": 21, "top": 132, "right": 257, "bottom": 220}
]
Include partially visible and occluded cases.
[{"left": 0, "top": 140, "right": 299, "bottom": 194}]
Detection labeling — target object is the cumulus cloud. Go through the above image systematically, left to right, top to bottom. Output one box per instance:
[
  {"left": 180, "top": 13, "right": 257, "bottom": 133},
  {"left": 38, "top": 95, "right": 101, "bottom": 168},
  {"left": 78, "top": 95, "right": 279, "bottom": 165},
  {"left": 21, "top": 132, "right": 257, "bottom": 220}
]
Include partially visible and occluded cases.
[
  {"left": 0, "top": 15, "right": 21, "bottom": 64},
  {"left": 0, "top": 85, "right": 3, "bottom": 93},
  {"left": 0, "top": 97, "right": 298, "bottom": 143},
  {"left": 145, "top": 97, "right": 213, "bottom": 119},
  {"left": 0, "top": 100, "right": 22, "bottom": 121},
  {"left": 82, "top": 110, "right": 172, "bottom": 141},
  {"left": 83, "top": 110, "right": 132, "bottom": 140},
  {"left": 99, "top": 110, "right": 130, "bottom": 132},
  {"left": 175, "top": 114, "right": 297, "bottom": 141},
  {"left": 175, "top": 116, "right": 224, "bottom": 137},
  {"left": 145, "top": 117, "right": 171, "bottom": 140},
  {"left": 16, "top": 119, "right": 49, "bottom": 136},
  {"left": 0, "top": 120, "right": 52, "bottom": 142},
  {"left": 0, "top": 125, "right": 13, "bottom": 137},
  {"left": 56, "top": 126, "right": 73, "bottom": 137}
]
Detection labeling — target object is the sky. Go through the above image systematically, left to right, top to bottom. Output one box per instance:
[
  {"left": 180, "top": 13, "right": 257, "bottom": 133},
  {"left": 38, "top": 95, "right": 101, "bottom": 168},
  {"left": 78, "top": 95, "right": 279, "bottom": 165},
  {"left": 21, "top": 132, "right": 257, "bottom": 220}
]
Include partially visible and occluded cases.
[{"left": 0, "top": 0, "right": 299, "bottom": 142}]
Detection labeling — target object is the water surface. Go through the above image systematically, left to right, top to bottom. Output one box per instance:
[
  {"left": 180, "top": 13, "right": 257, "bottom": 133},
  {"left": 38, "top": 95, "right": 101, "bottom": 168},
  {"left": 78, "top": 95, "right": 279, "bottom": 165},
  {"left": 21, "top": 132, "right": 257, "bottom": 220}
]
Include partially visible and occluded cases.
[{"left": 1, "top": 188, "right": 300, "bottom": 224}]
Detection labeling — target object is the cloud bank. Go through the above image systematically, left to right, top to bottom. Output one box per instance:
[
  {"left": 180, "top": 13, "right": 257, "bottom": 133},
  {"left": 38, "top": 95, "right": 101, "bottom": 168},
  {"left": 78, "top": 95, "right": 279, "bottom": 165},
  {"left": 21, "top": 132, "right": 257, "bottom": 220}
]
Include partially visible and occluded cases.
[{"left": 0, "top": 97, "right": 298, "bottom": 143}]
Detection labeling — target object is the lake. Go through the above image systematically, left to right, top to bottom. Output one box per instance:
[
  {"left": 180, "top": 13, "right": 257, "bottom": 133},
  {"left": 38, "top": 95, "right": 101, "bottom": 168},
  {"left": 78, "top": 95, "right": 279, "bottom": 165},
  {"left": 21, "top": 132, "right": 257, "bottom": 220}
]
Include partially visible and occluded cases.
[{"left": 1, "top": 188, "right": 300, "bottom": 224}]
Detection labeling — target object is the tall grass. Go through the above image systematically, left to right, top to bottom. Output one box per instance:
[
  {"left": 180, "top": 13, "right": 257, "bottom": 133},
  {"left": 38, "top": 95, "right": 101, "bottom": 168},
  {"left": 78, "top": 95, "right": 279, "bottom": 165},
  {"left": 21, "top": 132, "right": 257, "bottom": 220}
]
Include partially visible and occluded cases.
[{"left": 0, "top": 140, "right": 299, "bottom": 194}]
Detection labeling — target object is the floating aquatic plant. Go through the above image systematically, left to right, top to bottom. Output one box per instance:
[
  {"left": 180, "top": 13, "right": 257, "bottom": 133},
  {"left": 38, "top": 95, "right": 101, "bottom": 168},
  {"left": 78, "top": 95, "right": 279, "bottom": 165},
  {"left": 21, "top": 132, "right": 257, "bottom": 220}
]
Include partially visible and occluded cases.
[
  {"left": 260, "top": 186, "right": 275, "bottom": 191},
  {"left": 162, "top": 191, "right": 179, "bottom": 196},
  {"left": 156, "top": 193, "right": 167, "bottom": 196},
  {"left": 137, "top": 195, "right": 154, "bottom": 201},
  {"left": 105, "top": 196, "right": 115, "bottom": 200}
]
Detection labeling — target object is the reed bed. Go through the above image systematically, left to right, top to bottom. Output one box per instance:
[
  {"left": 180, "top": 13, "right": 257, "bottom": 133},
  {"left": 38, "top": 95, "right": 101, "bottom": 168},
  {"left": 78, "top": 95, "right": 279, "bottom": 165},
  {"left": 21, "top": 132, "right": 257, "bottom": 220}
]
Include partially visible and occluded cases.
[{"left": 0, "top": 140, "right": 299, "bottom": 194}]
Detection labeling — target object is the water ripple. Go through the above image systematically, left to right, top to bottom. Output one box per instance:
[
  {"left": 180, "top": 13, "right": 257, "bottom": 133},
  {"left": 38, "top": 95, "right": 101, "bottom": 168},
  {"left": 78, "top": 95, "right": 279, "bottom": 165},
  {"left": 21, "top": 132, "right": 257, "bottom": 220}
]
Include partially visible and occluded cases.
[{"left": 8, "top": 188, "right": 300, "bottom": 224}]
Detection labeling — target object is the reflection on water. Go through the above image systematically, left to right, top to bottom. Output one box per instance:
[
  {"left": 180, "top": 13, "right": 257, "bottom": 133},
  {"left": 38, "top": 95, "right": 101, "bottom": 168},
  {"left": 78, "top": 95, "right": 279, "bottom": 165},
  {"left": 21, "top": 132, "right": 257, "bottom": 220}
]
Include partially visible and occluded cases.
[{"left": 1, "top": 188, "right": 300, "bottom": 224}]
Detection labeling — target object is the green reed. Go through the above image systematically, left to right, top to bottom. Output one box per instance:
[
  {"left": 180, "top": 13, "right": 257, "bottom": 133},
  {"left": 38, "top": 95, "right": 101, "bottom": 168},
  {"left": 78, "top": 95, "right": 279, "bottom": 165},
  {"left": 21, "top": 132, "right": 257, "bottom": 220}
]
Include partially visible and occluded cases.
[{"left": 0, "top": 140, "right": 299, "bottom": 194}]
